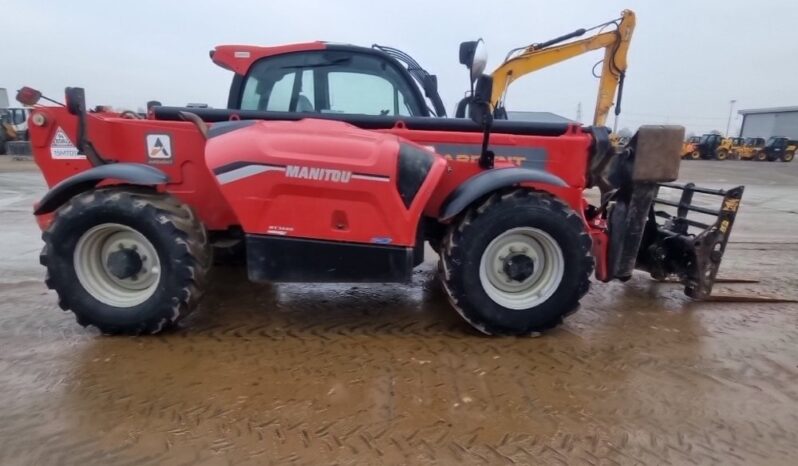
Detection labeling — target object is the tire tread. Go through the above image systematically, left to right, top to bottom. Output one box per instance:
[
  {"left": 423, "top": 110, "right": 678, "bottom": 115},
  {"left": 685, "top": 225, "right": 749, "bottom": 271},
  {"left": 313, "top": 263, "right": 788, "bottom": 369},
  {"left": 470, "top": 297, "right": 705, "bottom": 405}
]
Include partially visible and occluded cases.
[
  {"left": 39, "top": 188, "right": 211, "bottom": 334},
  {"left": 441, "top": 188, "right": 593, "bottom": 335}
]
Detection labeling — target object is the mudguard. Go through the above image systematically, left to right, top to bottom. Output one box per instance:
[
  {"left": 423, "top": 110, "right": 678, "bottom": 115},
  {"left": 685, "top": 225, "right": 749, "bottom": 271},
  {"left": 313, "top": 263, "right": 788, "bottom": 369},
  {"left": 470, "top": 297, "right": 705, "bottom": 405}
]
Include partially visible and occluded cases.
[
  {"left": 34, "top": 163, "right": 169, "bottom": 215},
  {"left": 439, "top": 167, "right": 567, "bottom": 221}
]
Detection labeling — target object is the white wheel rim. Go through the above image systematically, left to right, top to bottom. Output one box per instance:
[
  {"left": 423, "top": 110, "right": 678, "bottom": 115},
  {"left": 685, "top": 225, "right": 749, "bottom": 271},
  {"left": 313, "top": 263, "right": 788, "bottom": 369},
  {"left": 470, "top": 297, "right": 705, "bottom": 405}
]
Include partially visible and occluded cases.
[
  {"left": 73, "top": 223, "right": 161, "bottom": 307},
  {"left": 478, "top": 227, "right": 564, "bottom": 310}
]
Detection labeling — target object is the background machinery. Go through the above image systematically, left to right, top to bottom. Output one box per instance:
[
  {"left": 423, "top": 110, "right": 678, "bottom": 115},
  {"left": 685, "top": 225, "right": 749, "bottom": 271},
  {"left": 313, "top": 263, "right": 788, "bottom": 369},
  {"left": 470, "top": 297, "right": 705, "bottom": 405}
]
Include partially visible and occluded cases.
[
  {"left": 489, "top": 10, "right": 635, "bottom": 128},
  {"left": 0, "top": 88, "right": 31, "bottom": 156},
  {"left": 691, "top": 133, "right": 730, "bottom": 160},
  {"left": 682, "top": 135, "right": 701, "bottom": 159},
  {"left": 714, "top": 136, "right": 734, "bottom": 160},
  {"left": 728, "top": 137, "right": 745, "bottom": 159},
  {"left": 735, "top": 137, "right": 765, "bottom": 160},
  {"left": 752, "top": 137, "right": 796, "bottom": 162}
]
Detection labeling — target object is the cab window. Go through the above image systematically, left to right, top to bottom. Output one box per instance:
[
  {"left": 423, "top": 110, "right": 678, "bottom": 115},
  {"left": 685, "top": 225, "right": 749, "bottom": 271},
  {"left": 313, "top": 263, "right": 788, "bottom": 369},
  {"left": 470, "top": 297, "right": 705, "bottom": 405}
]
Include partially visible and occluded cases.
[
  {"left": 238, "top": 51, "right": 422, "bottom": 116},
  {"left": 327, "top": 71, "right": 412, "bottom": 116}
]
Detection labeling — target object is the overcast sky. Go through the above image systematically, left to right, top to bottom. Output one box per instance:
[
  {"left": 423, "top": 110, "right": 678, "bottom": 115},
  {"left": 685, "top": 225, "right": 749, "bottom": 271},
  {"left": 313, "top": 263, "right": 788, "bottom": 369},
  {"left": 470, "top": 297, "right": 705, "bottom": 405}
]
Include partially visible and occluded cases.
[{"left": 4, "top": 0, "right": 798, "bottom": 135}]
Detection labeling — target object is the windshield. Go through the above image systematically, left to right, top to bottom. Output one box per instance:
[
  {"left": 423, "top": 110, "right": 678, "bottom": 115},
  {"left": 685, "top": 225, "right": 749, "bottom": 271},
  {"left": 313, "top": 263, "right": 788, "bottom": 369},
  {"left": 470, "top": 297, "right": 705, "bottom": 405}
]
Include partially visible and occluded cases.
[
  {"left": 240, "top": 51, "right": 424, "bottom": 117},
  {"left": 8, "top": 109, "right": 27, "bottom": 125}
]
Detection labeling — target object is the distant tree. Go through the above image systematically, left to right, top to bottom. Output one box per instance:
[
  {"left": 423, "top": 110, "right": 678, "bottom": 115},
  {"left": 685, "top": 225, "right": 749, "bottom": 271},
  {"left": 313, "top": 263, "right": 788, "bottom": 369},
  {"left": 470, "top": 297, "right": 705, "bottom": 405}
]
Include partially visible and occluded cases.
[
  {"left": 617, "top": 127, "right": 633, "bottom": 138},
  {"left": 710, "top": 129, "right": 722, "bottom": 135},
  {"left": 686, "top": 131, "right": 696, "bottom": 139}
]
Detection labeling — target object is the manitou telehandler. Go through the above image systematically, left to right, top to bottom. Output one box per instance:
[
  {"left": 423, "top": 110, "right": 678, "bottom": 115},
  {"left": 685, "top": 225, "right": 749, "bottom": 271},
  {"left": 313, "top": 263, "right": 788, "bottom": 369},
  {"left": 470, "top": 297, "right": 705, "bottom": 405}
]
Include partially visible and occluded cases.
[{"left": 19, "top": 34, "right": 744, "bottom": 336}]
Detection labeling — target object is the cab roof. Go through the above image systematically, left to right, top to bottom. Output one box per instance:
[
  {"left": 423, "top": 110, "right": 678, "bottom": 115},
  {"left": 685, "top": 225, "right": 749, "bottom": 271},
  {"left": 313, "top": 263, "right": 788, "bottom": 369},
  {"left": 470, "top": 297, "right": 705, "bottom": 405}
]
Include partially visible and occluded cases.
[{"left": 211, "top": 42, "right": 382, "bottom": 76}]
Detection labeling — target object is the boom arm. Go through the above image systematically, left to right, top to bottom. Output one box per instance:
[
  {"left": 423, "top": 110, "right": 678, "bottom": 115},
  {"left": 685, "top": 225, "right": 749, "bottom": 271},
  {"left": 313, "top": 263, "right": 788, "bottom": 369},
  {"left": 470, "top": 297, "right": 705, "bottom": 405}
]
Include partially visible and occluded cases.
[{"left": 491, "top": 10, "right": 636, "bottom": 127}]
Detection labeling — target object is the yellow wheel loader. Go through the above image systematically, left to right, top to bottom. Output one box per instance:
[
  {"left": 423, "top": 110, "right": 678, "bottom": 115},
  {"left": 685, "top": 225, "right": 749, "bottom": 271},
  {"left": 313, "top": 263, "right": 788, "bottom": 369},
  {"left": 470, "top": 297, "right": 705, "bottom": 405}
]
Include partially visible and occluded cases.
[
  {"left": 682, "top": 135, "right": 701, "bottom": 160},
  {"left": 714, "top": 137, "right": 734, "bottom": 161},
  {"left": 728, "top": 137, "right": 745, "bottom": 160},
  {"left": 736, "top": 137, "right": 765, "bottom": 160}
]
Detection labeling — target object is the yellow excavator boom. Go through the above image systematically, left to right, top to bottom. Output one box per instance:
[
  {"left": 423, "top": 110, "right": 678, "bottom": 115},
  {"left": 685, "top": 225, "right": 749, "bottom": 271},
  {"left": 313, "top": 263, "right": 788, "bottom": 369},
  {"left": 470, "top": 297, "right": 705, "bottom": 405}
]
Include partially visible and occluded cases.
[{"left": 491, "top": 10, "right": 636, "bottom": 127}]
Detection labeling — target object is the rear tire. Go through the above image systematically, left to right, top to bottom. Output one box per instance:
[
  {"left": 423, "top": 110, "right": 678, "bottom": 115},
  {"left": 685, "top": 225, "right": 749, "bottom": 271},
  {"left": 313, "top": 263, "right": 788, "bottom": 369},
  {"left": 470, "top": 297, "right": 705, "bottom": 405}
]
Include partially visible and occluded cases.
[
  {"left": 715, "top": 149, "right": 728, "bottom": 160},
  {"left": 689, "top": 151, "right": 701, "bottom": 160},
  {"left": 756, "top": 151, "right": 768, "bottom": 161},
  {"left": 781, "top": 151, "right": 794, "bottom": 162},
  {"left": 40, "top": 188, "right": 211, "bottom": 334},
  {"left": 440, "top": 189, "right": 593, "bottom": 336}
]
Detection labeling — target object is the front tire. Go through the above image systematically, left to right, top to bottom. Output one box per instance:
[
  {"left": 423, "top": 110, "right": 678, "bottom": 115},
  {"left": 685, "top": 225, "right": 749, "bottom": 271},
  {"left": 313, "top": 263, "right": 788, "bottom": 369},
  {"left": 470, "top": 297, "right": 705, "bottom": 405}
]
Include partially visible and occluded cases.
[
  {"left": 715, "top": 149, "right": 728, "bottom": 160},
  {"left": 781, "top": 151, "right": 795, "bottom": 162},
  {"left": 40, "top": 188, "right": 211, "bottom": 334},
  {"left": 440, "top": 189, "right": 594, "bottom": 336}
]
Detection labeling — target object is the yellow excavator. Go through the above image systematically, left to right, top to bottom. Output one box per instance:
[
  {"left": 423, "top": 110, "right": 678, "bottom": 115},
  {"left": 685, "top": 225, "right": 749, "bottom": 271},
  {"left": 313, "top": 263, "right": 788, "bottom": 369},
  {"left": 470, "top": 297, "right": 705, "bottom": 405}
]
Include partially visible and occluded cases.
[{"left": 490, "top": 10, "right": 636, "bottom": 127}]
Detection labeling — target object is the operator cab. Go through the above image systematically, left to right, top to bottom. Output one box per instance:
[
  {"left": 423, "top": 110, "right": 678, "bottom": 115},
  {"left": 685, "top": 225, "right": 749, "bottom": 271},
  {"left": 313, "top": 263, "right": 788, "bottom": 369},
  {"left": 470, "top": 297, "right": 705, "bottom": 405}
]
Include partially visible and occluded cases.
[
  {"left": 147, "top": 41, "right": 577, "bottom": 150},
  {"left": 192, "top": 41, "right": 574, "bottom": 141},
  {"left": 223, "top": 43, "right": 445, "bottom": 118},
  {"left": 699, "top": 133, "right": 721, "bottom": 147},
  {"left": 765, "top": 136, "right": 787, "bottom": 148}
]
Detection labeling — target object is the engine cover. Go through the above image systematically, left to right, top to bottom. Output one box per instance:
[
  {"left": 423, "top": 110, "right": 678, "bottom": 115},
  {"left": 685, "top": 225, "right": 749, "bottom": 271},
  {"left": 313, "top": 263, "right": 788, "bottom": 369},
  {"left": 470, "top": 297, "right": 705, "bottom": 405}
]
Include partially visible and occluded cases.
[{"left": 204, "top": 119, "right": 445, "bottom": 247}]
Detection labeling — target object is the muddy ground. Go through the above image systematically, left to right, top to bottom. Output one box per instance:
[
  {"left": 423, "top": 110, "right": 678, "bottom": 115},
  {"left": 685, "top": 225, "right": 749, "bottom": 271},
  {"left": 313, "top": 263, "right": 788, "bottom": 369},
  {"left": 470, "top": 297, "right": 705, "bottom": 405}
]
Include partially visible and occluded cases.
[{"left": 1, "top": 159, "right": 797, "bottom": 465}]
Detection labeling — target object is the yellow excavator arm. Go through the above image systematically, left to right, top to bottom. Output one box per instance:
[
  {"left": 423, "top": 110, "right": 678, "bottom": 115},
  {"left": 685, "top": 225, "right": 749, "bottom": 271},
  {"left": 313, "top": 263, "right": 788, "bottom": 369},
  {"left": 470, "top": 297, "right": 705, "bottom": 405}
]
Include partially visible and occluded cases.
[{"left": 491, "top": 10, "right": 636, "bottom": 127}]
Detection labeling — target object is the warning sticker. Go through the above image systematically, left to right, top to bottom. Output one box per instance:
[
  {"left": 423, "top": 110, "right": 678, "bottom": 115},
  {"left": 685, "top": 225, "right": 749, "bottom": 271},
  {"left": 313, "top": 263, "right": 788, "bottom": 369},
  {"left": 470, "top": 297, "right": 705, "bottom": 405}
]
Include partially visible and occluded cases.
[
  {"left": 50, "top": 127, "right": 85, "bottom": 159},
  {"left": 146, "top": 134, "right": 172, "bottom": 163}
]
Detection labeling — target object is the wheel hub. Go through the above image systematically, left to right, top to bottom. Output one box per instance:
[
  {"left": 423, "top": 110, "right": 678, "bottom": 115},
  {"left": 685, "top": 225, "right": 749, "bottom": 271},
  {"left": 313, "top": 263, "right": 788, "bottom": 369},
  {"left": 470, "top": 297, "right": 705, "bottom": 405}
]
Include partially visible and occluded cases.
[
  {"left": 74, "top": 223, "right": 162, "bottom": 308},
  {"left": 478, "top": 227, "right": 565, "bottom": 310},
  {"left": 105, "top": 248, "right": 143, "bottom": 280},
  {"left": 502, "top": 254, "right": 535, "bottom": 282}
]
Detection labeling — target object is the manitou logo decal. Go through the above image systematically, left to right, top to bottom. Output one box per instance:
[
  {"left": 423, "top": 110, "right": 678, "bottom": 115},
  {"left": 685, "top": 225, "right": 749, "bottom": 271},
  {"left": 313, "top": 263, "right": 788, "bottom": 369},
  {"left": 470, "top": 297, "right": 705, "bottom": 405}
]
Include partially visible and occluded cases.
[
  {"left": 213, "top": 162, "right": 390, "bottom": 185},
  {"left": 285, "top": 165, "right": 352, "bottom": 183}
]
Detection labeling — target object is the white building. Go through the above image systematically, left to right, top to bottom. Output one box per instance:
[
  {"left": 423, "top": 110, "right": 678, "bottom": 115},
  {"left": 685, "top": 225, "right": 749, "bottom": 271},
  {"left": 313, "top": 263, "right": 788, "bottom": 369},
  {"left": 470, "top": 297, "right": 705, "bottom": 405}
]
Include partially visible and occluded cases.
[{"left": 738, "top": 106, "right": 798, "bottom": 139}]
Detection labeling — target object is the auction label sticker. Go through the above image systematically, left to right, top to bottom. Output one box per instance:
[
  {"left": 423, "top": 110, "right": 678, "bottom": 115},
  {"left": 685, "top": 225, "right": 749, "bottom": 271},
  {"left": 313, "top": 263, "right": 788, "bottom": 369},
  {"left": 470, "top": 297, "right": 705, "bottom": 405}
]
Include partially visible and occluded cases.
[{"left": 50, "top": 127, "right": 84, "bottom": 159}]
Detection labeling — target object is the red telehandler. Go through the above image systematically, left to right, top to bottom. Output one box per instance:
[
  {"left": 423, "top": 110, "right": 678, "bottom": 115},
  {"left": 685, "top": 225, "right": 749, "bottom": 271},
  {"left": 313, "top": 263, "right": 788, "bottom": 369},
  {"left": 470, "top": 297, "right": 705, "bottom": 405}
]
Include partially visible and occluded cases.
[{"left": 18, "top": 38, "right": 743, "bottom": 335}]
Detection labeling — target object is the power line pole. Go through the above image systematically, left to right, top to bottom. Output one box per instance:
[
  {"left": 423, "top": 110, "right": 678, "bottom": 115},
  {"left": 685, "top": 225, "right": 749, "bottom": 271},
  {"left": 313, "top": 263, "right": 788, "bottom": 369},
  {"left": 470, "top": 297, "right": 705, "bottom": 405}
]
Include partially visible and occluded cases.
[{"left": 725, "top": 99, "right": 737, "bottom": 137}]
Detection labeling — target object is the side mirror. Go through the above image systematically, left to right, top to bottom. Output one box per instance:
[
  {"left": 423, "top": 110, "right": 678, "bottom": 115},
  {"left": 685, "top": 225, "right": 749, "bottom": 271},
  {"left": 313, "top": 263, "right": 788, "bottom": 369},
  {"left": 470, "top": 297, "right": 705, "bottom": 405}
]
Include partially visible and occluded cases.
[
  {"left": 459, "top": 39, "right": 488, "bottom": 83},
  {"left": 468, "top": 74, "right": 496, "bottom": 169},
  {"left": 468, "top": 75, "right": 494, "bottom": 126},
  {"left": 16, "top": 87, "right": 42, "bottom": 106},
  {"left": 65, "top": 87, "right": 86, "bottom": 116}
]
